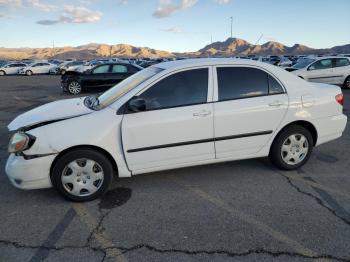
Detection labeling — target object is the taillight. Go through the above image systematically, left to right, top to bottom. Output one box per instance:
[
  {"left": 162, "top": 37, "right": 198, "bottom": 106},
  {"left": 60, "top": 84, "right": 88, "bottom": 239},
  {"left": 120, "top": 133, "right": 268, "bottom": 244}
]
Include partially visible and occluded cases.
[{"left": 335, "top": 94, "right": 344, "bottom": 106}]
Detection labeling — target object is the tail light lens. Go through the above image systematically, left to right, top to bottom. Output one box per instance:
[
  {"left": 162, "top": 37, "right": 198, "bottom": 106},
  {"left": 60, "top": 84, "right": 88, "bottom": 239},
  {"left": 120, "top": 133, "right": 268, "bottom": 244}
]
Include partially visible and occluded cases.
[{"left": 335, "top": 94, "right": 344, "bottom": 106}]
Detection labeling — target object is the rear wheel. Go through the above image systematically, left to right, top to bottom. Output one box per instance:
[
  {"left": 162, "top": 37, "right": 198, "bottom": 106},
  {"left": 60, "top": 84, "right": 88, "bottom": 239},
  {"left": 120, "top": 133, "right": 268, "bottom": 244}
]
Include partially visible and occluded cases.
[
  {"left": 0, "top": 70, "right": 5, "bottom": 76},
  {"left": 26, "top": 70, "right": 33, "bottom": 76},
  {"left": 344, "top": 76, "right": 350, "bottom": 89},
  {"left": 68, "top": 80, "right": 82, "bottom": 95},
  {"left": 269, "top": 125, "right": 313, "bottom": 170},
  {"left": 51, "top": 149, "right": 114, "bottom": 202}
]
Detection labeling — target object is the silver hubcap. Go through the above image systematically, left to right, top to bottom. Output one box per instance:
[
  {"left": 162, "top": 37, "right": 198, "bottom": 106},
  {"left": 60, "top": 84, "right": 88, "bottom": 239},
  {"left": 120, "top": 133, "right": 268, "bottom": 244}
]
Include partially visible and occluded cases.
[
  {"left": 0, "top": 71, "right": 4, "bottom": 75},
  {"left": 68, "top": 82, "right": 81, "bottom": 94},
  {"left": 281, "top": 134, "right": 309, "bottom": 165},
  {"left": 61, "top": 159, "right": 104, "bottom": 197}
]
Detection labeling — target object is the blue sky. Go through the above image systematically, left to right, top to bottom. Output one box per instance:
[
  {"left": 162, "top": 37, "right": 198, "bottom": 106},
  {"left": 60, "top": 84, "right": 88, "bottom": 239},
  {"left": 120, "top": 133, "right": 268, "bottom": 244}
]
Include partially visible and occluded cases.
[{"left": 0, "top": 0, "right": 349, "bottom": 52}]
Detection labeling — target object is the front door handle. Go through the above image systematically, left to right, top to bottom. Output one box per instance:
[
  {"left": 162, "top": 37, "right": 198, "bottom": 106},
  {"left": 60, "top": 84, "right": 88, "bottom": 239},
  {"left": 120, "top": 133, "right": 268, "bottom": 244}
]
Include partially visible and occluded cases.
[
  {"left": 268, "top": 101, "right": 285, "bottom": 107},
  {"left": 193, "top": 111, "right": 211, "bottom": 117}
]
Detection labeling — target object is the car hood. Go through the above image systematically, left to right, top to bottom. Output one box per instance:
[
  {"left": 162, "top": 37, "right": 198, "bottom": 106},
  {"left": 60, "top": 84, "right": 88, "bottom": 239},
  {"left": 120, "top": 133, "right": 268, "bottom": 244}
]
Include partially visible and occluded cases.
[{"left": 8, "top": 97, "right": 93, "bottom": 131}]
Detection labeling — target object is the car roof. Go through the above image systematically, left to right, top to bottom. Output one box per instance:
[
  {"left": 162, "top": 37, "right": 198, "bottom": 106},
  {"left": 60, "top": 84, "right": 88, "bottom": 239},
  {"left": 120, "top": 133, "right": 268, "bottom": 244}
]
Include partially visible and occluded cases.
[{"left": 155, "top": 58, "right": 282, "bottom": 71}]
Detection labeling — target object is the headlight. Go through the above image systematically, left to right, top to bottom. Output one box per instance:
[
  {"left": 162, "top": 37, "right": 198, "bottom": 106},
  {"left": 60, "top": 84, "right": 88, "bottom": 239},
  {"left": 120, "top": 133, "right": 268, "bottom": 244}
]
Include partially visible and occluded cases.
[{"left": 8, "top": 132, "right": 35, "bottom": 153}]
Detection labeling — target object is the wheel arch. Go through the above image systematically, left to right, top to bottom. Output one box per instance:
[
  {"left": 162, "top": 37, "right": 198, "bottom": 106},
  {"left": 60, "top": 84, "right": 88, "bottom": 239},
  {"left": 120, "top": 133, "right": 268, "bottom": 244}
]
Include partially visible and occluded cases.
[
  {"left": 273, "top": 120, "right": 318, "bottom": 147},
  {"left": 50, "top": 145, "right": 119, "bottom": 179}
]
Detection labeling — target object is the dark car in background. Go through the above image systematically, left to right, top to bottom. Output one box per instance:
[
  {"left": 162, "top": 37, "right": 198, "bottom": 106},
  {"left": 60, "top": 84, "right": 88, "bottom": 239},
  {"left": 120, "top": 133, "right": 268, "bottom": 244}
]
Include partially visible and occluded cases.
[{"left": 61, "top": 63, "right": 143, "bottom": 94}]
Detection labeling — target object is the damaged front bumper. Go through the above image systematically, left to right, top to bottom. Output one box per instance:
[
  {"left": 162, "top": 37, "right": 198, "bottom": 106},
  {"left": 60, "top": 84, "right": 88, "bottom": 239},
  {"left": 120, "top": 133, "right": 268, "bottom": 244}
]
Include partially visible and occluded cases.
[{"left": 5, "top": 153, "right": 57, "bottom": 190}]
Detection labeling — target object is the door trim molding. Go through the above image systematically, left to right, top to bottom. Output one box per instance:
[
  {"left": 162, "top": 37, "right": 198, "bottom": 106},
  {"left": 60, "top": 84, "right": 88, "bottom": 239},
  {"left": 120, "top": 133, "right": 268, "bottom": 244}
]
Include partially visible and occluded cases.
[{"left": 127, "top": 130, "right": 273, "bottom": 153}]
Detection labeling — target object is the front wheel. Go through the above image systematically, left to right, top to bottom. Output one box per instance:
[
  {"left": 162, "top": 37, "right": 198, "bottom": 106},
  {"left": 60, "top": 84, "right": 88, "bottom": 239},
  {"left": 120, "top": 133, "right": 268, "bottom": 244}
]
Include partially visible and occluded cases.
[
  {"left": 26, "top": 70, "right": 33, "bottom": 76},
  {"left": 344, "top": 76, "right": 350, "bottom": 89},
  {"left": 67, "top": 80, "right": 82, "bottom": 95},
  {"left": 269, "top": 126, "right": 313, "bottom": 170},
  {"left": 51, "top": 149, "right": 114, "bottom": 202}
]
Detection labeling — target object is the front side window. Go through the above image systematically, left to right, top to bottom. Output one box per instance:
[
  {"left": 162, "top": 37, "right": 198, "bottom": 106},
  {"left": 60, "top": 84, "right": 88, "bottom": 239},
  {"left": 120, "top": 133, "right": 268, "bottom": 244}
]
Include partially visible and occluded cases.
[
  {"left": 334, "top": 58, "right": 350, "bottom": 67},
  {"left": 308, "top": 59, "right": 332, "bottom": 70},
  {"left": 93, "top": 65, "right": 110, "bottom": 74},
  {"left": 111, "top": 65, "right": 128, "bottom": 73},
  {"left": 217, "top": 67, "right": 269, "bottom": 101},
  {"left": 140, "top": 68, "right": 208, "bottom": 110}
]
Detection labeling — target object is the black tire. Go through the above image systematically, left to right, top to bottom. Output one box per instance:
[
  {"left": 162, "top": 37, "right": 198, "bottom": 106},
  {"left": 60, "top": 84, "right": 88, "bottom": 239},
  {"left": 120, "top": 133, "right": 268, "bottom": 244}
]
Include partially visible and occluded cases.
[
  {"left": 0, "top": 70, "right": 6, "bottom": 76},
  {"left": 26, "top": 70, "right": 33, "bottom": 76},
  {"left": 343, "top": 76, "right": 350, "bottom": 89},
  {"left": 67, "top": 80, "right": 82, "bottom": 95},
  {"left": 269, "top": 125, "right": 313, "bottom": 170},
  {"left": 51, "top": 149, "right": 114, "bottom": 202}
]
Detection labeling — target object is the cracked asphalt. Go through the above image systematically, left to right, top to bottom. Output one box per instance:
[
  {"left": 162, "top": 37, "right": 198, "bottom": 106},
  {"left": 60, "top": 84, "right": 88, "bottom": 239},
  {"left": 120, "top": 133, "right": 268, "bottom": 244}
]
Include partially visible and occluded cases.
[{"left": 0, "top": 75, "right": 349, "bottom": 262}]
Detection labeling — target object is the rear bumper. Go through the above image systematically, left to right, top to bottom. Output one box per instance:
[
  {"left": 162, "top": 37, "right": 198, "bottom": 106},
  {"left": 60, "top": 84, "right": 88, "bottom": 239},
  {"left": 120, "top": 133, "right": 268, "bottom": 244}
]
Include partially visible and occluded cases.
[
  {"left": 314, "top": 114, "right": 347, "bottom": 146},
  {"left": 5, "top": 153, "right": 56, "bottom": 190}
]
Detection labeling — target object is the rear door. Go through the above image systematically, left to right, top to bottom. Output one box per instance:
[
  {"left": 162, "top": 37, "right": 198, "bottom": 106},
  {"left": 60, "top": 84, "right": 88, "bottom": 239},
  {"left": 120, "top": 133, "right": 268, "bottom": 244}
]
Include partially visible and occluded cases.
[
  {"left": 305, "top": 59, "right": 334, "bottom": 83},
  {"left": 6, "top": 64, "right": 22, "bottom": 74},
  {"left": 213, "top": 66, "right": 288, "bottom": 159},
  {"left": 121, "top": 67, "right": 215, "bottom": 172}
]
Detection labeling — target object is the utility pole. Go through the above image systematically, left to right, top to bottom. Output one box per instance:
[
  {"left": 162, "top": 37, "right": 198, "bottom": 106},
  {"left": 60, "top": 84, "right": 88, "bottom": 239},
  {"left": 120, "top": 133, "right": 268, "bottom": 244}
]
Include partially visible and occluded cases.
[
  {"left": 230, "top": 16, "right": 233, "bottom": 39},
  {"left": 52, "top": 40, "right": 55, "bottom": 58}
]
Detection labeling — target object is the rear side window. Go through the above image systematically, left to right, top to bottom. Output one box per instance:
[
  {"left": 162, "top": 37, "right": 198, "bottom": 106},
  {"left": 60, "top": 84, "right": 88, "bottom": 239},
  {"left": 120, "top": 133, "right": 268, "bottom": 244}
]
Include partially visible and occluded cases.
[
  {"left": 334, "top": 58, "right": 350, "bottom": 67},
  {"left": 217, "top": 67, "right": 269, "bottom": 101},
  {"left": 140, "top": 68, "right": 208, "bottom": 110},
  {"left": 268, "top": 75, "right": 284, "bottom": 94}
]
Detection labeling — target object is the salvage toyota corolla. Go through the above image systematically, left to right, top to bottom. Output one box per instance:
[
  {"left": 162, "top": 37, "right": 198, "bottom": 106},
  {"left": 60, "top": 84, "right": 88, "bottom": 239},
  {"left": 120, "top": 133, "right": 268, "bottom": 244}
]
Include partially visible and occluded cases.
[{"left": 5, "top": 59, "right": 347, "bottom": 201}]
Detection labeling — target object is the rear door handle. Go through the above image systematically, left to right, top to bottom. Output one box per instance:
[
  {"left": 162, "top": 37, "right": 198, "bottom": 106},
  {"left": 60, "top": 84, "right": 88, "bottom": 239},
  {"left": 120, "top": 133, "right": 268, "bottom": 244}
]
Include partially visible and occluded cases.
[
  {"left": 268, "top": 101, "right": 285, "bottom": 107},
  {"left": 193, "top": 111, "right": 211, "bottom": 117}
]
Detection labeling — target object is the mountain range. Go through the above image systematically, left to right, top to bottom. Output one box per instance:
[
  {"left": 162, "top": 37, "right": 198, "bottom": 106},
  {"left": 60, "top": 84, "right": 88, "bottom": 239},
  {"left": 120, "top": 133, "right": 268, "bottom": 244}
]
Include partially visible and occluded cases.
[{"left": 0, "top": 38, "right": 349, "bottom": 60}]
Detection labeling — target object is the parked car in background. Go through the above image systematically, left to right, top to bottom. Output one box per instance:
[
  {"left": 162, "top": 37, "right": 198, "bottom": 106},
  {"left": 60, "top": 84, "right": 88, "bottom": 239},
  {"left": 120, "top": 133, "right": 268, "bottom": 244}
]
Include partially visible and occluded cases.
[
  {"left": 285, "top": 57, "right": 316, "bottom": 72},
  {"left": 291, "top": 57, "right": 350, "bottom": 88},
  {"left": 5, "top": 58, "right": 347, "bottom": 201},
  {"left": 75, "top": 60, "right": 104, "bottom": 73},
  {"left": 59, "top": 61, "right": 85, "bottom": 75},
  {"left": 0, "top": 62, "right": 28, "bottom": 76},
  {"left": 19, "top": 62, "right": 58, "bottom": 76},
  {"left": 61, "top": 63, "right": 143, "bottom": 94}
]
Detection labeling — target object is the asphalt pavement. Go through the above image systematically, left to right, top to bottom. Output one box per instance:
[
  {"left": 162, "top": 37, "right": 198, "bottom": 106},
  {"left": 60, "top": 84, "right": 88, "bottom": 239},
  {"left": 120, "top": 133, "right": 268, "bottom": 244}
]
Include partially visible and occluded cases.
[{"left": 0, "top": 75, "right": 349, "bottom": 262}]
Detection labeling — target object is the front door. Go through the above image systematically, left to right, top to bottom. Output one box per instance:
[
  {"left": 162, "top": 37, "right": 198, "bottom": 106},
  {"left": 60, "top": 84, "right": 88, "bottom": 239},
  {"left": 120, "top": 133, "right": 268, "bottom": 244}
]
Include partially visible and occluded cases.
[
  {"left": 83, "top": 64, "right": 110, "bottom": 88},
  {"left": 213, "top": 66, "right": 288, "bottom": 159},
  {"left": 121, "top": 67, "right": 215, "bottom": 172}
]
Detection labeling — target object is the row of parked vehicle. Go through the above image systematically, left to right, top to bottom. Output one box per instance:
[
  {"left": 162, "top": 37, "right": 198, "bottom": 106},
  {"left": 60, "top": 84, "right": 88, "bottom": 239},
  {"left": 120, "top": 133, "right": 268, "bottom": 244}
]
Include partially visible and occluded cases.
[
  {"left": 1, "top": 55, "right": 349, "bottom": 95},
  {"left": 0, "top": 57, "right": 172, "bottom": 77}
]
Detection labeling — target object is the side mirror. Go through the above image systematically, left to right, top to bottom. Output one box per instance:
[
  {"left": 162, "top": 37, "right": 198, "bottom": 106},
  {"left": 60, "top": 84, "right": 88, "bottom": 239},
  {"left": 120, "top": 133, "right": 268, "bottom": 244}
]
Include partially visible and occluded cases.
[
  {"left": 308, "top": 66, "right": 315, "bottom": 71},
  {"left": 85, "top": 69, "right": 92, "bottom": 74},
  {"left": 128, "top": 97, "right": 146, "bottom": 112}
]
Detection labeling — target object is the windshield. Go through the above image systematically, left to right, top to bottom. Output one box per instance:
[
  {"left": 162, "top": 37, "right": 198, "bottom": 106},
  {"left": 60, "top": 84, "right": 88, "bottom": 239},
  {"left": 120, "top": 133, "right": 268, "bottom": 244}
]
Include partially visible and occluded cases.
[
  {"left": 293, "top": 58, "right": 316, "bottom": 69},
  {"left": 93, "top": 66, "right": 163, "bottom": 110}
]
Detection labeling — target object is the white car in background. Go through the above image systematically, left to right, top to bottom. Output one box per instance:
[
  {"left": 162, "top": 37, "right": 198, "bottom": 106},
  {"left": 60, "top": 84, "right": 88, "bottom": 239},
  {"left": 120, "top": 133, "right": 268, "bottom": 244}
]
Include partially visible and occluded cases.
[
  {"left": 291, "top": 57, "right": 350, "bottom": 88},
  {"left": 5, "top": 59, "right": 347, "bottom": 201},
  {"left": 76, "top": 60, "right": 103, "bottom": 73},
  {"left": 58, "top": 61, "right": 85, "bottom": 75},
  {"left": 0, "top": 62, "right": 28, "bottom": 76},
  {"left": 19, "top": 62, "right": 58, "bottom": 76}
]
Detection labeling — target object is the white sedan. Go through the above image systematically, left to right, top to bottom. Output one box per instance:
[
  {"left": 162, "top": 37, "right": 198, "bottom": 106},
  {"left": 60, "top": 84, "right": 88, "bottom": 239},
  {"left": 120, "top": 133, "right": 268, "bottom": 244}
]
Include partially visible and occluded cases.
[
  {"left": 291, "top": 57, "right": 350, "bottom": 89},
  {"left": 5, "top": 59, "right": 347, "bottom": 201},
  {"left": 0, "top": 62, "right": 28, "bottom": 76},
  {"left": 18, "top": 62, "right": 58, "bottom": 76}
]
